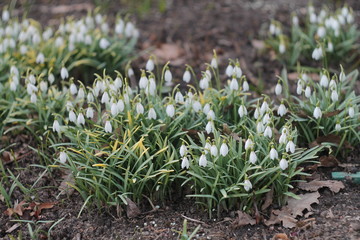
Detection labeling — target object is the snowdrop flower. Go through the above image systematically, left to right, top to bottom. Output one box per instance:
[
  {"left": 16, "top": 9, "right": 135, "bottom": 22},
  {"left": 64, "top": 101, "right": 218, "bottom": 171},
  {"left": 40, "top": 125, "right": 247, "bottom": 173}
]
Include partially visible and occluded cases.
[
  {"left": 2, "top": 9, "right": 10, "bottom": 22},
  {"left": 309, "top": 12, "right": 317, "bottom": 23},
  {"left": 347, "top": 14, "right": 354, "bottom": 24},
  {"left": 292, "top": 15, "right": 299, "bottom": 26},
  {"left": 115, "top": 19, "right": 124, "bottom": 34},
  {"left": 124, "top": 22, "right": 136, "bottom": 38},
  {"left": 269, "top": 23, "right": 276, "bottom": 35},
  {"left": 317, "top": 26, "right": 326, "bottom": 38},
  {"left": 99, "top": 38, "right": 110, "bottom": 49},
  {"left": 327, "top": 42, "right": 333, "bottom": 52},
  {"left": 279, "top": 43, "right": 286, "bottom": 54},
  {"left": 20, "top": 45, "right": 28, "bottom": 54},
  {"left": 312, "top": 47, "right": 323, "bottom": 60},
  {"left": 36, "top": 52, "right": 45, "bottom": 64},
  {"left": 211, "top": 57, "right": 218, "bottom": 68},
  {"left": 146, "top": 58, "right": 155, "bottom": 71},
  {"left": 225, "top": 64, "right": 233, "bottom": 77},
  {"left": 233, "top": 65, "right": 242, "bottom": 78},
  {"left": 10, "top": 66, "right": 19, "bottom": 77},
  {"left": 61, "top": 67, "right": 69, "bottom": 80},
  {"left": 128, "top": 67, "right": 134, "bottom": 77},
  {"left": 164, "top": 69, "right": 172, "bottom": 83},
  {"left": 183, "top": 70, "right": 191, "bottom": 83},
  {"left": 339, "top": 71, "right": 346, "bottom": 82},
  {"left": 46, "top": 73, "right": 54, "bottom": 84},
  {"left": 139, "top": 74, "right": 148, "bottom": 89},
  {"left": 320, "top": 74, "right": 329, "bottom": 88},
  {"left": 199, "top": 76, "right": 209, "bottom": 90},
  {"left": 114, "top": 77, "right": 123, "bottom": 90},
  {"left": 146, "top": 77, "right": 156, "bottom": 96},
  {"left": 230, "top": 78, "right": 239, "bottom": 91},
  {"left": 329, "top": 79, "right": 337, "bottom": 89},
  {"left": 10, "top": 80, "right": 17, "bottom": 91},
  {"left": 242, "top": 80, "right": 249, "bottom": 92},
  {"left": 296, "top": 80, "right": 303, "bottom": 95},
  {"left": 39, "top": 81, "right": 48, "bottom": 92},
  {"left": 275, "top": 82, "right": 282, "bottom": 95},
  {"left": 27, "top": 83, "right": 37, "bottom": 94},
  {"left": 70, "top": 83, "right": 78, "bottom": 95},
  {"left": 304, "top": 85, "right": 311, "bottom": 98},
  {"left": 331, "top": 90, "right": 338, "bottom": 102},
  {"left": 101, "top": 91, "right": 109, "bottom": 104},
  {"left": 175, "top": 91, "right": 184, "bottom": 103},
  {"left": 30, "top": 93, "right": 37, "bottom": 103},
  {"left": 66, "top": 101, "right": 73, "bottom": 111},
  {"left": 192, "top": 101, "right": 202, "bottom": 112},
  {"left": 260, "top": 101, "right": 269, "bottom": 116},
  {"left": 111, "top": 102, "right": 118, "bottom": 116},
  {"left": 136, "top": 102, "right": 144, "bottom": 115},
  {"left": 203, "top": 103, "right": 211, "bottom": 115},
  {"left": 277, "top": 103, "right": 287, "bottom": 117},
  {"left": 166, "top": 104, "right": 175, "bottom": 117},
  {"left": 238, "top": 105, "right": 247, "bottom": 118},
  {"left": 313, "top": 106, "right": 322, "bottom": 119},
  {"left": 348, "top": 106, "right": 355, "bottom": 118},
  {"left": 86, "top": 107, "right": 94, "bottom": 119},
  {"left": 147, "top": 107, "right": 157, "bottom": 120},
  {"left": 254, "top": 107, "right": 260, "bottom": 120},
  {"left": 69, "top": 110, "right": 76, "bottom": 123},
  {"left": 207, "top": 110, "right": 215, "bottom": 120},
  {"left": 77, "top": 113, "right": 85, "bottom": 125},
  {"left": 262, "top": 113, "right": 270, "bottom": 125},
  {"left": 53, "top": 120, "right": 61, "bottom": 133},
  {"left": 104, "top": 121, "right": 112, "bottom": 133},
  {"left": 205, "top": 121, "right": 213, "bottom": 134},
  {"left": 256, "top": 121, "right": 264, "bottom": 133},
  {"left": 335, "top": 122, "right": 341, "bottom": 131},
  {"left": 264, "top": 125, "right": 272, "bottom": 138},
  {"left": 279, "top": 130, "right": 287, "bottom": 144},
  {"left": 245, "top": 138, "right": 253, "bottom": 150},
  {"left": 286, "top": 140, "right": 295, "bottom": 154},
  {"left": 204, "top": 141, "right": 211, "bottom": 154},
  {"left": 220, "top": 142, "right": 229, "bottom": 157},
  {"left": 180, "top": 144, "right": 187, "bottom": 157},
  {"left": 210, "top": 144, "right": 218, "bottom": 157},
  {"left": 270, "top": 147, "right": 278, "bottom": 160},
  {"left": 249, "top": 151, "right": 257, "bottom": 164},
  {"left": 59, "top": 152, "right": 67, "bottom": 164},
  {"left": 199, "top": 154, "right": 207, "bottom": 167},
  {"left": 181, "top": 156, "right": 190, "bottom": 169},
  {"left": 279, "top": 158, "right": 288, "bottom": 170},
  {"left": 243, "top": 179, "right": 252, "bottom": 192}
]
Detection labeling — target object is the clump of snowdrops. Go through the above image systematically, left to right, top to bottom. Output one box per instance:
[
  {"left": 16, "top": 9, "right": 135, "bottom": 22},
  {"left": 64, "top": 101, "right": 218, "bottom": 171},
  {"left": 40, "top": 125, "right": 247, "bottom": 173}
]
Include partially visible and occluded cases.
[
  {"left": 266, "top": 4, "right": 359, "bottom": 68},
  {"left": 0, "top": 6, "right": 138, "bottom": 86}
]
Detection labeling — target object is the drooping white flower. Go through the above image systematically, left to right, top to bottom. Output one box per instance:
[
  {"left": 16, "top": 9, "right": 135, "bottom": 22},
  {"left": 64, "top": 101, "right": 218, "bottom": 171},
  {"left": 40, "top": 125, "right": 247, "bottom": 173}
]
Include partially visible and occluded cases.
[
  {"left": 2, "top": 9, "right": 10, "bottom": 22},
  {"left": 292, "top": 15, "right": 299, "bottom": 26},
  {"left": 317, "top": 26, "right": 326, "bottom": 38},
  {"left": 99, "top": 38, "right": 110, "bottom": 49},
  {"left": 327, "top": 42, "right": 334, "bottom": 52},
  {"left": 279, "top": 43, "right": 286, "bottom": 54},
  {"left": 312, "top": 47, "right": 323, "bottom": 60},
  {"left": 36, "top": 52, "right": 45, "bottom": 64},
  {"left": 146, "top": 58, "right": 155, "bottom": 71},
  {"left": 225, "top": 64, "right": 233, "bottom": 77},
  {"left": 61, "top": 67, "right": 69, "bottom": 80},
  {"left": 128, "top": 67, "right": 134, "bottom": 77},
  {"left": 164, "top": 69, "right": 172, "bottom": 82},
  {"left": 183, "top": 70, "right": 191, "bottom": 83},
  {"left": 339, "top": 71, "right": 346, "bottom": 82},
  {"left": 320, "top": 74, "right": 329, "bottom": 88},
  {"left": 139, "top": 75, "right": 148, "bottom": 89},
  {"left": 114, "top": 77, "right": 123, "bottom": 90},
  {"left": 147, "top": 77, "right": 156, "bottom": 96},
  {"left": 199, "top": 77, "right": 209, "bottom": 90},
  {"left": 230, "top": 78, "right": 239, "bottom": 91},
  {"left": 329, "top": 79, "right": 337, "bottom": 89},
  {"left": 242, "top": 80, "right": 249, "bottom": 92},
  {"left": 296, "top": 80, "right": 303, "bottom": 95},
  {"left": 39, "top": 81, "right": 48, "bottom": 92},
  {"left": 275, "top": 82, "right": 282, "bottom": 95},
  {"left": 70, "top": 83, "right": 78, "bottom": 95},
  {"left": 304, "top": 86, "right": 311, "bottom": 98},
  {"left": 77, "top": 87, "right": 85, "bottom": 100},
  {"left": 331, "top": 90, "right": 338, "bottom": 102},
  {"left": 101, "top": 91, "right": 109, "bottom": 104},
  {"left": 175, "top": 91, "right": 184, "bottom": 103},
  {"left": 116, "top": 99, "right": 124, "bottom": 113},
  {"left": 192, "top": 101, "right": 202, "bottom": 112},
  {"left": 260, "top": 101, "right": 269, "bottom": 115},
  {"left": 111, "top": 102, "right": 118, "bottom": 116},
  {"left": 136, "top": 102, "right": 144, "bottom": 115},
  {"left": 203, "top": 103, "right": 211, "bottom": 115},
  {"left": 166, "top": 104, "right": 175, "bottom": 117},
  {"left": 277, "top": 104, "right": 287, "bottom": 117},
  {"left": 238, "top": 105, "right": 247, "bottom": 118},
  {"left": 313, "top": 106, "right": 322, "bottom": 119},
  {"left": 348, "top": 106, "right": 355, "bottom": 118},
  {"left": 86, "top": 107, "right": 94, "bottom": 119},
  {"left": 147, "top": 107, "right": 157, "bottom": 120},
  {"left": 254, "top": 107, "right": 260, "bottom": 120},
  {"left": 69, "top": 110, "right": 76, "bottom": 123},
  {"left": 207, "top": 110, "right": 215, "bottom": 120},
  {"left": 77, "top": 113, "right": 85, "bottom": 125},
  {"left": 262, "top": 113, "right": 270, "bottom": 125},
  {"left": 53, "top": 120, "right": 61, "bottom": 133},
  {"left": 104, "top": 121, "right": 112, "bottom": 133},
  {"left": 205, "top": 121, "right": 213, "bottom": 134},
  {"left": 256, "top": 121, "right": 264, "bottom": 133},
  {"left": 335, "top": 123, "right": 341, "bottom": 131},
  {"left": 264, "top": 125, "right": 272, "bottom": 138},
  {"left": 279, "top": 130, "right": 287, "bottom": 144},
  {"left": 245, "top": 138, "right": 253, "bottom": 150},
  {"left": 286, "top": 140, "right": 296, "bottom": 154},
  {"left": 204, "top": 142, "right": 211, "bottom": 154},
  {"left": 220, "top": 142, "right": 229, "bottom": 157},
  {"left": 180, "top": 144, "right": 187, "bottom": 157},
  {"left": 210, "top": 144, "right": 218, "bottom": 157},
  {"left": 269, "top": 147, "right": 278, "bottom": 160},
  {"left": 249, "top": 151, "right": 257, "bottom": 164},
  {"left": 59, "top": 152, "right": 67, "bottom": 164},
  {"left": 199, "top": 154, "right": 207, "bottom": 167},
  {"left": 181, "top": 156, "right": 190, "bottom": 169},
  {"left": 279, "top": 158, "right": 288, "bottom": 170},
  {"left": 244, "top": 179, "right": 252, "bottom": 192}
]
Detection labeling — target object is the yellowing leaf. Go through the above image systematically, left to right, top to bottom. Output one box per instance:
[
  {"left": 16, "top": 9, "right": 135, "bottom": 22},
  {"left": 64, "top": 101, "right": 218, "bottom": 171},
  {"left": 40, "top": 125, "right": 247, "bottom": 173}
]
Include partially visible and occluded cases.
[{"left": 92, "top": 163, "right": 108, "bottom": 167}]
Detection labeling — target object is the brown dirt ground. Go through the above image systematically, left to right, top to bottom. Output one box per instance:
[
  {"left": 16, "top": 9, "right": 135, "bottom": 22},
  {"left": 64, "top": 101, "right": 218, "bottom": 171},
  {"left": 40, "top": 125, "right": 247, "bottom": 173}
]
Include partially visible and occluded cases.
[{"left": 1, "top": 0, "right": 360, "bottom": 239}]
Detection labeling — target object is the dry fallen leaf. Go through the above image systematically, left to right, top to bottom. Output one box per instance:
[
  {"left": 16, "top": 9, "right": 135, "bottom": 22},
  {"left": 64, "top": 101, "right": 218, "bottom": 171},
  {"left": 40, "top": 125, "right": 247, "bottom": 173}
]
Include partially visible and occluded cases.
[
  {"left": 251, "top": 39, "right": 265, "bottom": 50},
  {"left": 153, "top": 43, "right": 184, "bottom": 63},
  {"left": 287, "top": 72, "right": 320, "bottom": 81},
  {"left": 310, "top": 134, "right": 353, "bottom": 150},
  {"left": 319, "top": 155, "right": 340, "bottom": 168},
  {"left": 298, "top": 180, "right": 345, "bottom": 193},
  {"left": 261, "top": 188, "right": 274, "bottom": 211},
  {"left": 287, "top": 192, "right": 320, "bottom": 217},
  {"left": 0, "top": 194, "right": 4, "bottom": 202},
  {"left": 126, "top": 198, "right": 141, "bottom": 218},
  {"left": 4, "top": 200, "right": 26, "bottom": 217},
  {"left": 30, "top": 202, "right": 56, "bottom": 219},
  {"left": 265, "top": 209, "right": 297, "bottom": 228},
  {"left": 232, "top": 211, "right": 256, "bottom": 228},
  {"left": 6, "top": 223, "right": 21, "bottom": 233},
  {"left": 272, "top": 233, "right": 289, "bottom": 240}
]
